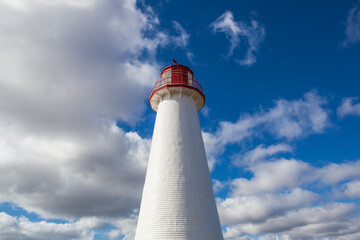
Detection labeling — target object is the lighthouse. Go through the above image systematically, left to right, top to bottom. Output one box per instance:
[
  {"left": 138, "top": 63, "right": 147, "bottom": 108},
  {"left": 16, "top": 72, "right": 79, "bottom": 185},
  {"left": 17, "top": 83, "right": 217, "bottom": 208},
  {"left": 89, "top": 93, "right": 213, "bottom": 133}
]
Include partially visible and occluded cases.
[{"left": 134, "top": 61, "right": 224, "bottom": 240}]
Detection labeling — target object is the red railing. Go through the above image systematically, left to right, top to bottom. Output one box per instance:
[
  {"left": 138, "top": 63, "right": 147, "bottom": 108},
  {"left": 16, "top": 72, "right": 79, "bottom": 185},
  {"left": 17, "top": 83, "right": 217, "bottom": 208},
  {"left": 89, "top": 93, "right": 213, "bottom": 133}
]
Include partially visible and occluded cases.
[{"left": 150, "top": 75, "right": 203, "bottom": 94}]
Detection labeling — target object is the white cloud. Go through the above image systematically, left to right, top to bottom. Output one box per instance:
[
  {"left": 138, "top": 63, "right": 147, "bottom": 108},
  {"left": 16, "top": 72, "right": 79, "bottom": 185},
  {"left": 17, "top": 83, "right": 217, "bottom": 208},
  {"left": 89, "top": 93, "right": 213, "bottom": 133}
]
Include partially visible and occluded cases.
[
  {"left": 0, "top": 0, "right": 193, "bottom": 238},
  {"left": 0, "top": 0, "right": 161, "bottom": 135},
  {"left": 0, "top": 0, "right": 194, "bottom": 136},
  {"left": 1, "top": 0, "right": 98, "bottom": 10},
  {"left": 342, "top": 1, "right": 360, "bottom": 46},
  {"left": 210, "top": 11, "right": 265, "bottom": 66},
  {"left": 171, "top": 21, "right": 195, "bottom": 63},
  {"left": 172, "top": 21, "right": 190, "bottom": 48},
  {"left": 203, "top": 91, "right": 330, "bottom": 166},
  {"left": 337, "top": 97, "right": 360, "bottom": 118},
  {"left": 0, "top": 121, "right": 151, "bottom": 219},
  {"left": 215, "top": 140, "right": 360, "bottom": 239},
  {"left": 234, "top": 143, "right": 293, "bottom": 166},
  {"left": 216, "top": 152, "right": 360, "bottom": 239},
  {"left": 229, "top": 154, "right": 360, "bottom": 197},
  {"left": 231, "top": 159, "right": 313, "bottom": 196},
  {"left": 317, "top": 160, "right": 360, "bottom": 185},
  {"left": 212, "top": 179, "right": 226, "bottom": 193},
  {"left": 341, "top": 181, "right": 360, "bottom": 198},
  {"left": 219, "top": 188, "right": 319, "bottom": 225},
  {"left": 221, "top": 202, "right": 358, "bottom": 240},
  {"left": 241, "top": 203, "right": 357, "bottom": 237},
  {"left": 0, "top": 212, "right": 104, "bottom": 240},
  {"left": 107, "top": 212, "right": 138, "bottom": 240},
  {"left": 223, "top": 225, "right": 247, "bottom": 240},
  {"left": 223, "top": 229, "right": 292, "bottom": 240},
  {"left": 337, "top": 232, "right": 360, "bottom": 240},
  {"left": 258, "top": 235, "right": 291, "bottom": 240}
]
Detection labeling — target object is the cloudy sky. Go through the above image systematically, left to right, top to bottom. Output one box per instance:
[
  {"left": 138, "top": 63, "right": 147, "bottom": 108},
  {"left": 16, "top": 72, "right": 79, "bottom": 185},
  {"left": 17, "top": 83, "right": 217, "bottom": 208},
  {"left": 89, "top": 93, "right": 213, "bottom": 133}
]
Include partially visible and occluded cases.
[{"left": 0, "top": 0, "right": 360, "bottom": 239}]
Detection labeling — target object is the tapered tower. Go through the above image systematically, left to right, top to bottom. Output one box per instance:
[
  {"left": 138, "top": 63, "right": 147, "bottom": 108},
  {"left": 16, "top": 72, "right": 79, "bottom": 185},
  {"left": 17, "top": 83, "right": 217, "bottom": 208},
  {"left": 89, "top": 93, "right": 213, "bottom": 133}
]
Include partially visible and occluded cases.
[{"left": 135, "top": 61, "right": 223, "bottom": 240}]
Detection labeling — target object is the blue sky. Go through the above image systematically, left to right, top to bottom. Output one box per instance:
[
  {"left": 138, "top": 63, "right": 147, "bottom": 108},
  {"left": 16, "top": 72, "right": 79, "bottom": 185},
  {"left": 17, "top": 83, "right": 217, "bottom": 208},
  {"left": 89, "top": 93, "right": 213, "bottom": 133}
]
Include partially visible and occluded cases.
[{"left": 0, "top": 0, "right": 360, "bottom": 239}]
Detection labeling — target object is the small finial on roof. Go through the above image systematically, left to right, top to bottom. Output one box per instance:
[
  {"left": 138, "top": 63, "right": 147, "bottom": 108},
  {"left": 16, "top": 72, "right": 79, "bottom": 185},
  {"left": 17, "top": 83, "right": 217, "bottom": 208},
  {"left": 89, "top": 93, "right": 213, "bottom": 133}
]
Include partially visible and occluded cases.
[{"left": 172, "top": 59, "right": 178, "bottom": 64}]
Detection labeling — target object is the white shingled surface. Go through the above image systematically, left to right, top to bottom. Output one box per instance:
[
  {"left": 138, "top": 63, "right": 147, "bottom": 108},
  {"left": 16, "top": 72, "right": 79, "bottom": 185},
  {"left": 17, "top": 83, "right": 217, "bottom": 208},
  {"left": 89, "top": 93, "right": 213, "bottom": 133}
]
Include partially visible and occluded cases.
[{"left": 135, "top": 89, "right": 224, "bottom": 240}]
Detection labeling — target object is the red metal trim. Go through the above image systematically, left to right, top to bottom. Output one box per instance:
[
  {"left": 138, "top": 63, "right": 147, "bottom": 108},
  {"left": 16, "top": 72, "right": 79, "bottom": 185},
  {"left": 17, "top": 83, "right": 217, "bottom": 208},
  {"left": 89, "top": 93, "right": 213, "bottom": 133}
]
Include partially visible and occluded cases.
[
  {"left": 160, "top": 64, "right": 193, "bottom": 76},
  {"left": 160, "top": 65, "right": 172, "bottom": 76},
  {"left": 150, "top": 74, "right": 203, "bottom": 94},
  {"left": 149, "top": 83, "right": 205, "bottom": 102},
  {"left": 148, "top": 84, "right": 205, "bottom": 110}
]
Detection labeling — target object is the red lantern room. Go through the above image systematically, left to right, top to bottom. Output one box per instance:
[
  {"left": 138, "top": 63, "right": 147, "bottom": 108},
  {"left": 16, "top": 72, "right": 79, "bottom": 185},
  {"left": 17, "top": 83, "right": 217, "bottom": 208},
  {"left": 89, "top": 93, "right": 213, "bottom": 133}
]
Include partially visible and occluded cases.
[{"left": 149, "top": 60, "right": 205, "bottom": 112}]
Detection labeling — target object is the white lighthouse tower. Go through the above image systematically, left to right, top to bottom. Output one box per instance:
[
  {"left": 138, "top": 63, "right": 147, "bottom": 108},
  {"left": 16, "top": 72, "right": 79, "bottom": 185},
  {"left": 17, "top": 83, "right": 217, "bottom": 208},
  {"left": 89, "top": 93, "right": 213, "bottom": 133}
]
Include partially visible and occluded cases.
[{"left": 134, "top": 61, "right": 224, "bottom": 240}]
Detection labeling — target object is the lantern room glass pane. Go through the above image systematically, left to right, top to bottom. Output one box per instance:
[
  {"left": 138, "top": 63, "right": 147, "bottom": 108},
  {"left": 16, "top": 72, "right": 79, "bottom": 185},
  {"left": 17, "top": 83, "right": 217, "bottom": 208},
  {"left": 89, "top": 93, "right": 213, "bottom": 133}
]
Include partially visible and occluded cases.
[
  {"left": 161, "top": 69, "right": 172, "bottom": 84},
  {"left": 188, "top": 71, "right": 193, "bottom": 85}
]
